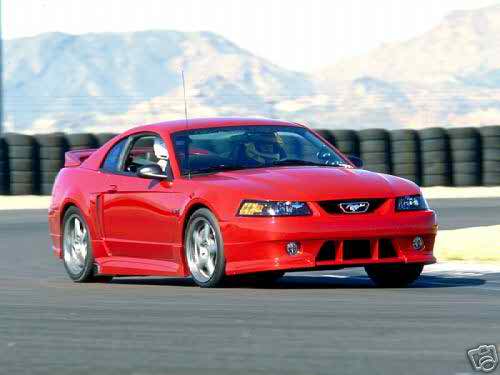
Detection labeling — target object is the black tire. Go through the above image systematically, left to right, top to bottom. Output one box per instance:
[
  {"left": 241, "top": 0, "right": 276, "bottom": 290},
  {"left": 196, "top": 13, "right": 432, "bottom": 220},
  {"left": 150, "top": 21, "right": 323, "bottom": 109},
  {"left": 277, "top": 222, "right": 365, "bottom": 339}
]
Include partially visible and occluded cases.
[
  {"left": 479, "top": 126, "right": 500, "bottom": 137},
  {"left": 419, "top": 127, "right": 447, "bottom": 140},
  {"left": 447, "top": 127, "right": 478, "bottom": 139},
  {"left": 358, "top": 128, "right": 388, "bottom": 141},
  {"left": 331, "top": 129, "right": 358, "bottom": 141},
  {"left": 390, "top": 129, "right": 418, "bottom": 142},
  {"left": 4, "top": 133, "right": 35, "bottom": 146},
  {"left": 35, "top": 133, "right": 67, "bottom": 147},
  {"left": 66, "top": 134, "right": 97, "bottom": 149},
  {"left": 481, "top": 136, "right": 500, "bottom": 149},
  {"left": 450, "top": 137, "right": 480, "bottom": 150},
  {"left": 420, "top": 138, "right": 448, "bottom": 151},
  {"left": 360, "top": 140, "right": 390, "bottom": 153},
  {"left": 391, "top": 141, "right": 418, "bottom": 153},
  {"left": 8, "top": 146, "right": 35, "bottom": 159},
  {"left": 39, "top": 147, "right": 65, "bottom": 160},
  {"left": 451, "top": 149, "right": 479, "bottom": 163},
  {"left": 483, "top": 149, "right": 500, "bottom": 162},
  {"left": 422, "top": 150, "right": 449, "bottom": 163},
  {"left": 360, "top": 152, "right": 390, "bottom": 164},
  {"left": 391, "top": 153, "right": 419, "bottom": 164},
  {"left": 9, "top": 159, "right": 34, "bottom": 171},
  {"left": 40, "top": 159, "right": 64, "bottom": 171},
  {"left": 483, "top": 161, "right": 500, "bottom": 173},
  {"left": 452, "top": 162, "right": 480, "bottom": 174},
  {"left": 393, "top": 163, "right": 419, "bottom": 175},
  {"left": 422, "top": 163, "right": 449, "bottom": 175},
  {"left": 10, "top": 171, "right": 34, "bottom": 184},
  {"left": 41, "top": 172, "right": 59, "bottom": 183},
  {"left": 453, "top": 173, "right": 481, "bottom": 186},
  {"left": 483, "top": 173, "right": 500, "bottom": 186},
  {"left": 422, "top": 174, "right": 451, "bottom": 187},
  {"left": 10, "top": 183, "right": 34, "bottom": 195},
  {"left": 40, "top": 183, "right": 54, "bottom": 196},
  {"left": 62, "top": 206, "right": 113, "bottom": 282},
  {"left": 184, "top": 208, "right": 226, "bottom": 288},
  {"left": 365, "top": 263, "right": 424, "bottom": 287}
]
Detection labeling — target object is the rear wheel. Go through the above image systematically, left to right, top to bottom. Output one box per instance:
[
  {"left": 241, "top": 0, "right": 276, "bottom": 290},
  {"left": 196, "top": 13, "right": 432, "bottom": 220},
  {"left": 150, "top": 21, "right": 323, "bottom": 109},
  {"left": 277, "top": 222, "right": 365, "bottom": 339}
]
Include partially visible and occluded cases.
[
  {"left": 62, "top": 206, "right": 113, "bottom": 283},
  {"left": 185, "top": 208, "right": 226, "bottom": 287},
  {"left": 365, "top": 263, "right": 424, "bottom": 287}
]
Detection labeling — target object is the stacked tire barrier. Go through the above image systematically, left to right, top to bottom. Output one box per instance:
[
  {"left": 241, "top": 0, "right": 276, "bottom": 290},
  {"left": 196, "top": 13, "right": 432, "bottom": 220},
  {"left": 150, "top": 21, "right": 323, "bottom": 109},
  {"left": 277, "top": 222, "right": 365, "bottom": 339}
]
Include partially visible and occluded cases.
[
  {"left": 480, "top": 126, "right": 500, "bottom": 186},
  {"left": 0, "top": 127, "right": 498, "bottom": 195},
  {"left": 448, "top": 127, "right": 481, "bottom": 186},
  {"left": 419, "top": 128, "right": 452, "bottom": 187},
  {"left": 358, "top": 129, "right": 391, "bottom": 174},
  {"left": 390, "top": 129, "right": 421, "bottom": 185},
  {"left": 4, "top": 133, "right": 38, "bottom": 195},
  {"left": 36, "top": 133, "right": 68, "bottom": 196},
  {"left": 66, "top": 133, "right": 98, "bottom": 151},
  {"left": 0, "top": 137, "right": 8, "bottom": 194}
]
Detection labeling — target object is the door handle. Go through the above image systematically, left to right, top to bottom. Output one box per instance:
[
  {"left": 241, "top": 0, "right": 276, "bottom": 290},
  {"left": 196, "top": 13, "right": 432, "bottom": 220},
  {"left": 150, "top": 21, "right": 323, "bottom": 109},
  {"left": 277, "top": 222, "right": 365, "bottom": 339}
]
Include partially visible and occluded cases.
[{"left": 107, "top": 184, "right": 118, "bottom": 193}]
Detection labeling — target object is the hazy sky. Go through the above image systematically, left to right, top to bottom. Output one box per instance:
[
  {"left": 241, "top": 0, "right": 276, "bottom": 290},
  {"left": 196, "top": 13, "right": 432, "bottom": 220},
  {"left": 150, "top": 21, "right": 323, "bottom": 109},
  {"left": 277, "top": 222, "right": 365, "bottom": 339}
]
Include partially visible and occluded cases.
[{"left": 4, "top": 0, "right": 500, "bottom": 72}]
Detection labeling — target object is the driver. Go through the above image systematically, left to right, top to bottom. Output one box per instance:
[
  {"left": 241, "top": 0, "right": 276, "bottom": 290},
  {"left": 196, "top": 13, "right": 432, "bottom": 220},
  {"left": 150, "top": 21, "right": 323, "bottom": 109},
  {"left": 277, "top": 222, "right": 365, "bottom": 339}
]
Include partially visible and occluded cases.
[
  {"left": 243, "top": 132, "right": 285, "bottom": 164},
  {"left": 153, "top": 137, "right": 169, "bottom": 172}
]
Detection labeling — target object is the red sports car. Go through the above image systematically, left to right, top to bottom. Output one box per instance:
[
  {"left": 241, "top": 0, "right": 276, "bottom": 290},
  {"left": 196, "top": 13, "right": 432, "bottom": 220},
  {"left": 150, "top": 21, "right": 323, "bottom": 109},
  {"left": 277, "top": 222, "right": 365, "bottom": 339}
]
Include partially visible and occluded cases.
[{"left": 48, "top": 118, "right": 437, "bottom": 287}]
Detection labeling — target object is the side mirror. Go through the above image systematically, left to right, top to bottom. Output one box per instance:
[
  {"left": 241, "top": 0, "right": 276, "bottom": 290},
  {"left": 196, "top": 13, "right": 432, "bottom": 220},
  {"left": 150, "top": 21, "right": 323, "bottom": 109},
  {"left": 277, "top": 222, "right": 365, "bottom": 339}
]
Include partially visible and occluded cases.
[
  {"left": 348, "top": 155, "right": 363, "bottom": 168},
  {"left": 137, "top": 164, "right": 173, "bottom": 181}
]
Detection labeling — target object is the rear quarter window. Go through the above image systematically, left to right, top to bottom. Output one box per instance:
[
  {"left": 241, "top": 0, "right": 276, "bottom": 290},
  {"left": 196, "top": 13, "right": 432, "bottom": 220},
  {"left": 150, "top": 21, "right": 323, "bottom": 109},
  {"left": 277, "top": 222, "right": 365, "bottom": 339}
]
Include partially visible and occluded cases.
[{"left": 101, "top": 139, "right": 127, "bottom": 172}]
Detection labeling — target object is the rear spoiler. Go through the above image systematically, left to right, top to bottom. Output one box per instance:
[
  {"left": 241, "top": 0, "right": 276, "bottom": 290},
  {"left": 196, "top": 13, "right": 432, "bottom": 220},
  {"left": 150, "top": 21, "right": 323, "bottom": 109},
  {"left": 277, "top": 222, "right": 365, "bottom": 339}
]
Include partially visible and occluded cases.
[{"left": 64, "top": 149, "right": 97, "bottom": 167}]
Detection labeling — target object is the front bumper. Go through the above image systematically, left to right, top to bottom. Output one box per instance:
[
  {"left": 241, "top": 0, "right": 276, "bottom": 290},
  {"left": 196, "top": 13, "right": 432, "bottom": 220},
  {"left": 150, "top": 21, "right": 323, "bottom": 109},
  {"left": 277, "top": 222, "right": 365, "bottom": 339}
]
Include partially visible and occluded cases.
[{"left": 222, "top": 209, "right": 437, "bottom": 275}]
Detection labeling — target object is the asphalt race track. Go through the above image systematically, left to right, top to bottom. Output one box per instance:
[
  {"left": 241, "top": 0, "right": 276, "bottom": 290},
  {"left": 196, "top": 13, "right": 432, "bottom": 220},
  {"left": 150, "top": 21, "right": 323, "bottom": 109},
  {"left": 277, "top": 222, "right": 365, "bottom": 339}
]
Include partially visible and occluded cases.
[{"left": 1, "top": 198, "right": 499, "bottom": 375}]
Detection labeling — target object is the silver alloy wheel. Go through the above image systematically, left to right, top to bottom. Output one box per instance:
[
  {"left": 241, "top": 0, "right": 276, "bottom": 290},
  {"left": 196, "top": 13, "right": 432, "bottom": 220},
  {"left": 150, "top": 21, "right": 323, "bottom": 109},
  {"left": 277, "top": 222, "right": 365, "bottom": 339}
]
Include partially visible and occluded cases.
[
  {"left": 63, "top": 214, "right": 89, "bottom": 275},
  {"left": 187, "top": 218, "right": 218, "bottom": 283}
]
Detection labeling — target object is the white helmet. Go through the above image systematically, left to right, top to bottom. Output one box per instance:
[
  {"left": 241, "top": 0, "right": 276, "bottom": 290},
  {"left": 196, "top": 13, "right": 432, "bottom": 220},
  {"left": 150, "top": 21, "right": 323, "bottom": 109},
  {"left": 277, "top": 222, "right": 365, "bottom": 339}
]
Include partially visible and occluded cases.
[{"left": 153, "top": 138, "right": 169, "bottom": 160}]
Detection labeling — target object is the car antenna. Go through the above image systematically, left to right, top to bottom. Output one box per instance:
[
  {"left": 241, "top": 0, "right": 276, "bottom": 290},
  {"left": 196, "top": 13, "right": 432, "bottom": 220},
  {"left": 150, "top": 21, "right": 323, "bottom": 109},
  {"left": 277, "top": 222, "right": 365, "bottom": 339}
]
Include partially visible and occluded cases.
[{"left": 182, "top": 70, "right": 191, "bottom": 179}]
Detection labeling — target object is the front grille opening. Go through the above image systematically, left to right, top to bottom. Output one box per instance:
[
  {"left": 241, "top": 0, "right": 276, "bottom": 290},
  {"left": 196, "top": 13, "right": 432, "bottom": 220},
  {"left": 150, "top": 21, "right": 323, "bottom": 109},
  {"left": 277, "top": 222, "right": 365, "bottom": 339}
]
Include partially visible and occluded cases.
[
  {"left": 318, "top": 199, "right": 385, "bottom": 215},
  {"left": 379, "top": 239, "right": 397, "bottom": 258},
  {"left": 343, "top": 240, "right": 371, "bottom": 260},
  {"left": 316, "top": 241, "right": 336, "bottom": 261}
]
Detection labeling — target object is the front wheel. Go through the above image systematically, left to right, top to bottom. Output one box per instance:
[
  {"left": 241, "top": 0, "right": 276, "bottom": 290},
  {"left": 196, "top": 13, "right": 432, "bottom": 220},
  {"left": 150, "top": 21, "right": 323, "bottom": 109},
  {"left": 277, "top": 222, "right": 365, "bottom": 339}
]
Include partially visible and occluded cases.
[
  {"left": 62, "top": 206, "right": 113, "bottom": 283},
  {"left": 185, "top": 208, "right": 226, "bottom": 288},
  {"left": 365, "top": 263, "right": 424, "bottom": 288}
]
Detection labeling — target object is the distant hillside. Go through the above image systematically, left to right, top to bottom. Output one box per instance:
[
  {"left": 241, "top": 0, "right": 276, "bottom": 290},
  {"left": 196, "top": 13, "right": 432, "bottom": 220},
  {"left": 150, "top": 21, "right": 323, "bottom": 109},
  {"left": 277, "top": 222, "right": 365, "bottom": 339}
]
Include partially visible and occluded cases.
[
  {"left": 5, "top": 5, "right": 500, "bottom": 133},
  {"left": 4, "top": 30, "right": 312, "bottom": 133}
]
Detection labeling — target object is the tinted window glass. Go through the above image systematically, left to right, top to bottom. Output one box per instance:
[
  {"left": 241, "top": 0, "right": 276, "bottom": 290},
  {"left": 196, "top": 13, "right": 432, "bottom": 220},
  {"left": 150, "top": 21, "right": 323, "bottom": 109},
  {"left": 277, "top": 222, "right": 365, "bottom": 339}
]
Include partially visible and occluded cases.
[
  {"left": 171, "top": 125, "right": 348, "bottom": 175},
  {"left": 123, "top": 135, "right": 163, "bottom": 173},
  {"left": 102, "top": 139, "right": 127, "bottom": 172}
]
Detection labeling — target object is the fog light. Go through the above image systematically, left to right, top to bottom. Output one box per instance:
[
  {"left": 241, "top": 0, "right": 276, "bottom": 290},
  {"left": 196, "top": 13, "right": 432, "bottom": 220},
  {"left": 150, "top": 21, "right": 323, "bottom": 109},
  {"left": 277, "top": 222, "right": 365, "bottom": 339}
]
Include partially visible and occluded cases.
[
  {"left": 412, "top": 236, "right": 424, "bottom": 251},
  {"left": 286, "top": 241, "right": 301, "bottom": 256}
]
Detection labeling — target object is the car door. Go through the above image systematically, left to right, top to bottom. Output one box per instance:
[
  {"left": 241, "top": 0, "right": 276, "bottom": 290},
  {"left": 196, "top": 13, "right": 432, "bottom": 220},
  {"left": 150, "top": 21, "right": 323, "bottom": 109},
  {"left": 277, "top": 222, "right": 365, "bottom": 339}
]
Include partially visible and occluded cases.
[{"left": 100, "top": 133, "right": 179, "bottom": 261}]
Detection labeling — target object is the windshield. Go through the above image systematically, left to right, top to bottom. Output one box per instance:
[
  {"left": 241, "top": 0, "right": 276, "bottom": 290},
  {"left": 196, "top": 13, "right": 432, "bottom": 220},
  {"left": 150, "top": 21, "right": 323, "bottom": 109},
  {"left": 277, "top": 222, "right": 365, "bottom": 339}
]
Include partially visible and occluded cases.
[{"left": 171, "top": 125, "right": 349, "bottom": 175}]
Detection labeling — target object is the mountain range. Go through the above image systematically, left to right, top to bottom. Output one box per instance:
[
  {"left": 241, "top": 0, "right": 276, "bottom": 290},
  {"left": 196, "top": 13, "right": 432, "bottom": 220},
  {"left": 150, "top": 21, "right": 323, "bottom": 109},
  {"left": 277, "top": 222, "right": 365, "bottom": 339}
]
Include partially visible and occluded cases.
[{"left": 4, "top": 4, "right": 500, "bottom": 133}]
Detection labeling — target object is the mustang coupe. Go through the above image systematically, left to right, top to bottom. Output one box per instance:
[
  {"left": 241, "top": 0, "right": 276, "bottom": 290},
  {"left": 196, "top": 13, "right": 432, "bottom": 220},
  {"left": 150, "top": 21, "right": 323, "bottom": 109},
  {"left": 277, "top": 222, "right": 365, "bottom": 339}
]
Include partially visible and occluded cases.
[{"left": 49, "top": 118, "right": 437, "bottom": 287}]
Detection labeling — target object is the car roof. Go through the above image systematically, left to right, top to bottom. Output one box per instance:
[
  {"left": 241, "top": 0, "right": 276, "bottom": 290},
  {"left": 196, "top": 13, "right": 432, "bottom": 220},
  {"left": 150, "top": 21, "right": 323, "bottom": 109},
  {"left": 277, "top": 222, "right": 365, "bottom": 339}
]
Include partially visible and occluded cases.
[{"left": 124, "top": 117, "right": 304, "bottom": 136}]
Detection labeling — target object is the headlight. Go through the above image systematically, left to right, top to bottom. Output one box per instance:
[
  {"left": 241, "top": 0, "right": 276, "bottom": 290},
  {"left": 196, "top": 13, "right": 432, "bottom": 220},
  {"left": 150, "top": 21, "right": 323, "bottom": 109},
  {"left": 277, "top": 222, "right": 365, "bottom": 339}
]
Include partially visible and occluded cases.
[
  {"left": 396, "top": 195, "right": 429, "bottom": 211},
  {"left": 238, "top": 200, "right": 311, "bottom": 216}
]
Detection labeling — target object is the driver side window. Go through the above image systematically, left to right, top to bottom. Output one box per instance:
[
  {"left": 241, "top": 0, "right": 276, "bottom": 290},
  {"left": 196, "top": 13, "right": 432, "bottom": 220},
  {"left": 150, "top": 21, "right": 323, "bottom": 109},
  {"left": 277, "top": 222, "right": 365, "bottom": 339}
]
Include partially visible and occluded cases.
[{"left": 123, "top": 135, "right": 163, "bottom": 174}]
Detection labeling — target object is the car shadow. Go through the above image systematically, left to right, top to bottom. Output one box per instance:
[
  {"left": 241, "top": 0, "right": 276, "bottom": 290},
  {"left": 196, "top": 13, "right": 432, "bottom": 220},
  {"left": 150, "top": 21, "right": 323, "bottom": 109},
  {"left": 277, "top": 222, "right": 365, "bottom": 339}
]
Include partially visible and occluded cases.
[{"left": 110, "top": 273, "right": 487, "bottom": 289}]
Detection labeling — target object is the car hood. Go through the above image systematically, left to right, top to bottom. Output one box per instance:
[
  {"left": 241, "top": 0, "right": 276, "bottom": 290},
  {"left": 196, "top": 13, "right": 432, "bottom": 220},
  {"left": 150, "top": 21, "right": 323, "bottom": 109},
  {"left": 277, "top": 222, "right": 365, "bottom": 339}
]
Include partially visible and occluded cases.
[{"left": 196, "top": 166, "right": 420, "bottom": 201}]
